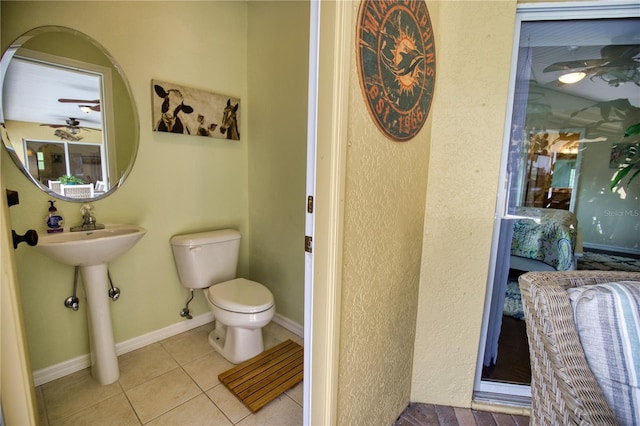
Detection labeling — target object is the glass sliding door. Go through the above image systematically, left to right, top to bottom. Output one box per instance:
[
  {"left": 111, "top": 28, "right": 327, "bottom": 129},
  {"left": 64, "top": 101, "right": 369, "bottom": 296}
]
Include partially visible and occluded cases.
[
  {"left": 475, "top": 2, "right": 640, "bottom": 404},
  {"left": 24, "top": 139, "right": 103, "bottom": 187}
]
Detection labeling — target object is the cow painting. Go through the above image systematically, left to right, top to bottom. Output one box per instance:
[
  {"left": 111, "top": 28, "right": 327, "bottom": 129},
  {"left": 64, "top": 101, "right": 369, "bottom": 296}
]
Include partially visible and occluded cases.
[
  {"left": 151, "top": 79, "right": 240, "bottom": 140},
  {"left": 153, "top": 84, "right": 194, "bottom": 134}
]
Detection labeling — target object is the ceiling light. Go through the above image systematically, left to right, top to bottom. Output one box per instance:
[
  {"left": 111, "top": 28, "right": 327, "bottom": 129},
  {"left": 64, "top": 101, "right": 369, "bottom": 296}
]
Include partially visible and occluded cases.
[
  {"left": 558, "top": 71, "right": 586, "bottom": 84},
  {"left": 79, "top": 105, "right": 92, "bottom": 113}
]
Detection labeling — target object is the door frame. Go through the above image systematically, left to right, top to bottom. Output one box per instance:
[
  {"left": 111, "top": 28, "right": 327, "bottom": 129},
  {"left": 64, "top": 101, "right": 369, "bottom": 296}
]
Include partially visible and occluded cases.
[
  {"left": 304, "top": 1, "right": 351, "bottom": 424},
  {"left": 1, "top": 160, "right": 39, "bottom": 424}
]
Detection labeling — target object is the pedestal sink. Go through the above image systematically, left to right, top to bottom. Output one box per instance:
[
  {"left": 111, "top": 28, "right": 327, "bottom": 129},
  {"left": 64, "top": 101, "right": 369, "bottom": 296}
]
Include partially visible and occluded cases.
[{"left": 35, "top": 224, "right": 146, "bottom": 385}]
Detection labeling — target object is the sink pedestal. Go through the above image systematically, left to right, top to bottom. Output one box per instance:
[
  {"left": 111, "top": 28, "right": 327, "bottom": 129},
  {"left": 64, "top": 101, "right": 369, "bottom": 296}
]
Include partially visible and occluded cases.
[
  {"left": 33, "top": 224, "right": 147, "bottom": 385},
  {"left": 81, "top": 264, "right": 119, "bottom": 385}
]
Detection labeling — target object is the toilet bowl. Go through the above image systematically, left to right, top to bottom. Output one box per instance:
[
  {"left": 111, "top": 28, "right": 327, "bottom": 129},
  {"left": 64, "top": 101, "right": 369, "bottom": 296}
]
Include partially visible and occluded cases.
[
  {"left": 170, "top": 229, "right": 276, "bottom": 364},
  {"left": 205, "top": 278, "right": 275, "bottom": 363}
]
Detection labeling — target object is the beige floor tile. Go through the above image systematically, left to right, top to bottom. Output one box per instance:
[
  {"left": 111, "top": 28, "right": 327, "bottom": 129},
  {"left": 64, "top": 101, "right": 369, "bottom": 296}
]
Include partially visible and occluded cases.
[
  {"left": 37, "top": 321, "right": 305, "bottom": 426},
  {"left": 194, "top": 321, "right": 216, "bottom": 334},
  {"left": 262, "top": 321, "right": 297, "bottom": 342},
  {"left": 263, "top": 323, "right": 304, "bottom": 357},
  {"left": 160, "top": 328, "right": 215, "bottom": 365},
  {"left": 262, "top": 332, "right": 282, "bottom": 351},
  {"left": 118, "top": 343, "right": 179, "bottom": 390},
  {"left": 183, "top": 351, "right": 234, "bottom": 391},
  {"left": 42, "top": 368, "right": 122, "bottom": 422},
  {"left": 126, "top": 368, "right": 201, "bottom": 423},
  {"left": 284, "top": 381, "right": 303, "bottom": 406},
  {"left": 206, "top": 384, "right": 251, "bottom": 424},
  {"left": 35, "top": 386, "right": 49, "bottom": 426},
  {"left": 50, "top": 393, "right": 140, "bottom": 426},
  {"left": 146, "top": 394, "right": 232, "bottom": 426},
  {"left": 235, "top": 394, "right": 303, "bottom": 426}
]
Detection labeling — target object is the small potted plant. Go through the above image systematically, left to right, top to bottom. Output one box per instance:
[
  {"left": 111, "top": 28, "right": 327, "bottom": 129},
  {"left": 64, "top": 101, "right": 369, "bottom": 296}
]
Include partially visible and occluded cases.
[{"left": 59, "top": 175, "right": 85, "bottom": 185}]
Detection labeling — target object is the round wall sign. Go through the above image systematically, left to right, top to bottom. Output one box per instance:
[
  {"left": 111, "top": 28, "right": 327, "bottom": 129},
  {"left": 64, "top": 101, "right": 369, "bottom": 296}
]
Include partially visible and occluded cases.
[{"left": 356, "top": 0, "right": 436, "bottom": 142}]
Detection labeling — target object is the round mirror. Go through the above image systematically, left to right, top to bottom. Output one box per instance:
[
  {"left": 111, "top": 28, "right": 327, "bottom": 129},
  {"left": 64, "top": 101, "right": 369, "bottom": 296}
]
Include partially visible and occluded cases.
[{"left": 0, "top": 26, "right": 139, "bottom": 202}]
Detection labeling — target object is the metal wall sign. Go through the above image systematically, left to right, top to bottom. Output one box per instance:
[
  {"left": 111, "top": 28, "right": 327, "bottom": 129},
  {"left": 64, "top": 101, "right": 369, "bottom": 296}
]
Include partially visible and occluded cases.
[{"left": 356, "top": 0, "right": 436, "bottom": 142}]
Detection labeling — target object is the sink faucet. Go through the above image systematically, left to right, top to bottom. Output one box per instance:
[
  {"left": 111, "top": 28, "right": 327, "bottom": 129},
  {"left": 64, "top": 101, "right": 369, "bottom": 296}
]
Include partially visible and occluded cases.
[{"left": 71, "top": 204, "right": 105, "bottom": 232}]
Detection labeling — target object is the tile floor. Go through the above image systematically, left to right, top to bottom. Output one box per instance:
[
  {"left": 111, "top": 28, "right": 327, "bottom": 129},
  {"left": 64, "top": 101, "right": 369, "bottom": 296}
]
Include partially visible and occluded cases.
[{"left": 35, "top": 321, "right": 304, "bottom": 425}]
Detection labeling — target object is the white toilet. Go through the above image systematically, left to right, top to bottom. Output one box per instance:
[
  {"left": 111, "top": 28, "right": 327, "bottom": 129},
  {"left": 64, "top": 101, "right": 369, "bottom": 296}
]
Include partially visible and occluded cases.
[{"left": 170, "top": 229, "right": 275, "bottom": 364}]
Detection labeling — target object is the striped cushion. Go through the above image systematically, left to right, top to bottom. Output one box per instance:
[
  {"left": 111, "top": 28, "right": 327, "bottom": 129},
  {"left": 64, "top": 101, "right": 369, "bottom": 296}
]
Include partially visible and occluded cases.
[{"left": 568, "top": 281, "right": 640, "bottom": 426}]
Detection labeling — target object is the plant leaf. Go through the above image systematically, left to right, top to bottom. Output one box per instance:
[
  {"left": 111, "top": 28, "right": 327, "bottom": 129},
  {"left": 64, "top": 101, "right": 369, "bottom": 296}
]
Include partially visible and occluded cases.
[
  {"left": 624, "top": 123, "right": 640, "bottom": 137},
  {"left": 610, "top": 165, "right": 633, "bottom": 191},
  {"left": 627, "top": 167, "right": 640, "bottom": 186}
]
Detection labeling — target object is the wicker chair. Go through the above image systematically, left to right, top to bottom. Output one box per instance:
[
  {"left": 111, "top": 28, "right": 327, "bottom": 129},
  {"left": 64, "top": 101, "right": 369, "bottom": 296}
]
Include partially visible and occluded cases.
[
  {"left": 61, "top": 184, "right": 94, "bottom": 199},
  {"left": 519, "top": 270, "right": 640, "bottom": 426}
]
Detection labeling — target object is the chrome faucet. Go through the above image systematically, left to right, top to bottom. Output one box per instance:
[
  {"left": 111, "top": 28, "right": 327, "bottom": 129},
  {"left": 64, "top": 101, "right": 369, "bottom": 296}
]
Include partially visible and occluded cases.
[{"left": 71, "top": 204, "right": 105, "bottom": 232}]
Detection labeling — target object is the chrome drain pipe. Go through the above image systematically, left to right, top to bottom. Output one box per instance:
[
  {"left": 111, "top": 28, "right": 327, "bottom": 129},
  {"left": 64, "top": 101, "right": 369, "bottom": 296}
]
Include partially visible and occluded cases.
[
  {"left": 64, "top": 266, "right": 80, "bottom": 311},
  {"left": 107, "top": 270, "right": 120, "bottom": 301},
  {"left": 180, "top": 290, "right": 194, "bottom": 319}
]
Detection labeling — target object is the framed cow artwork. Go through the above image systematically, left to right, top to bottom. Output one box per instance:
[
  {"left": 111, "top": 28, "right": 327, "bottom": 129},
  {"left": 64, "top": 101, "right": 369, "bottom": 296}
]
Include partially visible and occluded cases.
[{"left": 151, "top": 79, "right": 240, "bottom": 140}]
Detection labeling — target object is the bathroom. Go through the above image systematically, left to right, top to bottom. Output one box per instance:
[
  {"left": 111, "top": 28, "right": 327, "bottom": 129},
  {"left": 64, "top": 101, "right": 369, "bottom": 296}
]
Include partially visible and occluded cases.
[
  {"left": 2, "top": 0, "right": 307, "bottom": 399},
  {"left": 3, "top": 0, "right": 552, "bottom": 424}
]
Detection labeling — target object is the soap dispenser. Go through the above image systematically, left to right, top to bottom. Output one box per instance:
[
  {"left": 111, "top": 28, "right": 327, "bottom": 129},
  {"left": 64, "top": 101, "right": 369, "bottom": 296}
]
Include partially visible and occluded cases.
[{"left": 46, "top": 200, "right": 64, "bottom": 233}]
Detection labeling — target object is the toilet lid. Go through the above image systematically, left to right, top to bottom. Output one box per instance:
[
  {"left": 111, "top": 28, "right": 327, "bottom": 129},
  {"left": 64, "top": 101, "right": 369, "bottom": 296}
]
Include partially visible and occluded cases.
[{"left": 207, "top": 278, "right": 274, "bottom": 313}]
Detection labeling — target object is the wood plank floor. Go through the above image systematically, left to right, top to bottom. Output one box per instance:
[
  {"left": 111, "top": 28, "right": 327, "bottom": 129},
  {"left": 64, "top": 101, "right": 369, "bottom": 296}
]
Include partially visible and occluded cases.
[
  {"left": 482, "top": 315, "right": 531, "bottom": 384},
  {"left": 394, "top": 403, "right": 529, "bottom": 426}
]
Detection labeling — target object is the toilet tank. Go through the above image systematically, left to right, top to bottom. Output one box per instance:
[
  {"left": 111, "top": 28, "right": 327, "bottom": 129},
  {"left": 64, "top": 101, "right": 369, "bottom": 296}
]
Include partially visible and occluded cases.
[{"left": 170, "top": 229, "right": 241, "bottom": 289}]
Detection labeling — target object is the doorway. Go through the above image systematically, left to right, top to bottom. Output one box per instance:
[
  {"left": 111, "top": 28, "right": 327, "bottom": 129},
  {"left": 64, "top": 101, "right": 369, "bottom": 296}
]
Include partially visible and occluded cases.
[{"left": 475, "top": 2, "right": 640, "bottom": 402}]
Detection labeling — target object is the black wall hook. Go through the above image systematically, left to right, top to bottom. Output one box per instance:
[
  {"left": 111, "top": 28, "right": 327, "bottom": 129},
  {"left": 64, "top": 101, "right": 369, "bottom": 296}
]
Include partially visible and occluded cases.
[{"left": 12, "top": 229, "right": 38, "bottom": 249}]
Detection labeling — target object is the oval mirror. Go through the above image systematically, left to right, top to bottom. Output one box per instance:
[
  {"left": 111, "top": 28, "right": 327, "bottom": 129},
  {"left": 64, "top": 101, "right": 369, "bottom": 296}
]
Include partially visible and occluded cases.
[{"left": 0, "top": 26, "right": 138, "bottom": 202}]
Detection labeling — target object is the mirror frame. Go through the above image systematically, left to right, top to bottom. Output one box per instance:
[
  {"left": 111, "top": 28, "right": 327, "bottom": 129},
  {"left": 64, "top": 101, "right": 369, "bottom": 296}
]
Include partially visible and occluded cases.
[{"left": 0, "top": 25, "right": 139, "bottom": 202}]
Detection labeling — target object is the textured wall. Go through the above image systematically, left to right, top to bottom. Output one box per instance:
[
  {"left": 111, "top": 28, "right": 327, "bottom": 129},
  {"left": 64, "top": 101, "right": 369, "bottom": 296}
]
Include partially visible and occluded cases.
[
  {"left": 411, "top": 0, "right": 516, "bottom": 406},
  {"left": 246, "top": 1, "right": 309, "bottom": 327},
  {"left": 336, "top": 2, "right": 431, "bottom": 424}
]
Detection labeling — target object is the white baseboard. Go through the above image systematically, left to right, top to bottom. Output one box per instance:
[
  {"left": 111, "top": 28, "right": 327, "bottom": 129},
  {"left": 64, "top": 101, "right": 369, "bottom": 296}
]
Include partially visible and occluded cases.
[
  {"left": 32, "top": 311, "right": 304, "bottom": 386},
  {"left": 33, "top": 312, "right": 213, "bottom": 386},
  {"left": 272, "top": 313, "right": 304, "bottom": 337}
]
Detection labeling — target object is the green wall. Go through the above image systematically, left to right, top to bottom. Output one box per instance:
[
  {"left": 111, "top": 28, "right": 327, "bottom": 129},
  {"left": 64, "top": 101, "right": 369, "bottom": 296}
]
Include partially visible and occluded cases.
[
  {"left": 2, "top": 1, "right": 306, "bottom": 372},
  {"left": 247, "top": 1, "right": 309, "bottom": 327}
]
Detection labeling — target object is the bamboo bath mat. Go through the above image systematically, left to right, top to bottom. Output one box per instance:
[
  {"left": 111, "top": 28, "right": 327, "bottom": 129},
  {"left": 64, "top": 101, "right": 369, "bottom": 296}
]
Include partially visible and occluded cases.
[{"left": 218, "top": 339, "right": 303, "bottom": 412}]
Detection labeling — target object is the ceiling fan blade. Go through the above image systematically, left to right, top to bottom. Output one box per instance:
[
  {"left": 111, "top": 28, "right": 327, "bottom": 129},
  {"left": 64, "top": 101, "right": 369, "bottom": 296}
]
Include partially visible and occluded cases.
[
  {"left": 600, "top": 44, "right": 640, "bottom": 59},
  {"left": 543, "top": 58, "right": 609, "bottom": 73},
  {"left": 58, "top": 98, "right": 101, "bottom": 104},
  {"left": 79, "top": 104, "right": 101, "bottom": 112},
  {"left": 40, "top": 123, "right": 67, "bottom": 128}
]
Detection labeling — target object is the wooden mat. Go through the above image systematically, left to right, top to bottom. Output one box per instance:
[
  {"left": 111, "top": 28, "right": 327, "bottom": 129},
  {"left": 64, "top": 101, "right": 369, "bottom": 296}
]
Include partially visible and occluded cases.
[{"left": 218, "top": 339, "right": 303, "bottom": 412}]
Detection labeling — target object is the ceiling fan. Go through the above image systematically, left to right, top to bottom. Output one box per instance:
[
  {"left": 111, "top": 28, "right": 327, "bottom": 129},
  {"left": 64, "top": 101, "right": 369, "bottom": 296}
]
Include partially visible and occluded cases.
[
  {"left": 543, "top": 44, "right": 640, "bottom": 87},
  {"left": 58, "top": 98, "right": 101, "bottom": 112},
  {"left": 41, "top": 117, "right": 94, "bottom": 135},
  {"left": 41, "top": 117, "right": 96, "bottom": 141}
]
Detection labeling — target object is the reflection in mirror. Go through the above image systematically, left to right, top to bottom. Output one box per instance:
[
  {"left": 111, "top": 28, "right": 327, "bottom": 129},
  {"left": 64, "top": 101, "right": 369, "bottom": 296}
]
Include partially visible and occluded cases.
[
  {"left": 480, "top": 13, "right": 639, "bottom": 391},
  {"left": 0, "top": 26, "right": 138, "bottom": 201}
]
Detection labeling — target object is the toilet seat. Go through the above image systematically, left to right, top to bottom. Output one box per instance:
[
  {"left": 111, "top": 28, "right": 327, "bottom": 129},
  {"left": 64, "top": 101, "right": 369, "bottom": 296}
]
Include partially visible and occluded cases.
[{"left": 207, "top": 278, "right": 274, "bottom": 314}]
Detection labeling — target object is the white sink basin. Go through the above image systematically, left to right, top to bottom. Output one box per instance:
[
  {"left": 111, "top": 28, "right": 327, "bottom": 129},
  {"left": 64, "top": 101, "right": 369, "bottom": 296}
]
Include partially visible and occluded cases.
[
  {"left": 34, "top": 223, "right": 146, "bottom": 385},
  {"left": 35, "top": 224, "right": 146, "bottom": 266}
]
